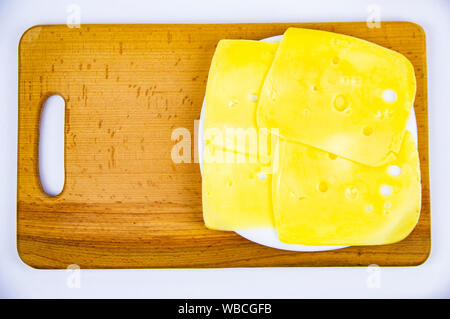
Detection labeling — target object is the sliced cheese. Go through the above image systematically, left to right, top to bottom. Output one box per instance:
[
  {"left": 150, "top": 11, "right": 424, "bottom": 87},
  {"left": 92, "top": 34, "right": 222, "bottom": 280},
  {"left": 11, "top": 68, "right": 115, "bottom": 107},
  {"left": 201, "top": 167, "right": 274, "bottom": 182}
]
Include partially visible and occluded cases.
[
  {"left": 257, "top": 27, "right": 416, "bottom": 167},
  {"left": 204, "top": 40, "right": 279, "bottom": 163},
  {"left": 273, "top": 131, "right": 421, "bottom": 245},
  {"left": 202, "top": 143, "right": 274, "bottom": 231}
]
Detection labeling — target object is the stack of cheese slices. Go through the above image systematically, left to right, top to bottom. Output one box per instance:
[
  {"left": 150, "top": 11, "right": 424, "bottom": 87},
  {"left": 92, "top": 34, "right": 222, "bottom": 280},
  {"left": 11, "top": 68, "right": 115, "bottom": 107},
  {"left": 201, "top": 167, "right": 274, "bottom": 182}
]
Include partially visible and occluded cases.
[{"left": 202, "top": 27, "right": 420, "bottom": 246}]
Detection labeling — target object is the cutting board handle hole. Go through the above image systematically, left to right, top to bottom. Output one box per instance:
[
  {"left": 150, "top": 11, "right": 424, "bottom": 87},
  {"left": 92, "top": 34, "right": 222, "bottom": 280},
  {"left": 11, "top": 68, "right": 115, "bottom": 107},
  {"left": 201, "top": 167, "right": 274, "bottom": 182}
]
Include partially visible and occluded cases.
[{"left": 39, "top": 94, "right": 65, "bottom": 196}]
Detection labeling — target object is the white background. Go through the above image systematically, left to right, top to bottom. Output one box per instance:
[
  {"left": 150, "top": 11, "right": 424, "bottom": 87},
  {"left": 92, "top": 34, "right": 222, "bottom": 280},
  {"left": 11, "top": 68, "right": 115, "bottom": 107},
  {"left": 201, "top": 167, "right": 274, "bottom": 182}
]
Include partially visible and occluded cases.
[{"left": 1, "top": 0, "right": 449, "bottom": 298}]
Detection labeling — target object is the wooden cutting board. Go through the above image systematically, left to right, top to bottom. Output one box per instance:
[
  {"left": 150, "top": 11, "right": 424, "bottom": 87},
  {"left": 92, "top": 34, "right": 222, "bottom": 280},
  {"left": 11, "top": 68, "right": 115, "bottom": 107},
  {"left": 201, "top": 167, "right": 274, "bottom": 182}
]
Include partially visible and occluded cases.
[{"left": 17, "top": 22, "right": 430, "bottom": 268}]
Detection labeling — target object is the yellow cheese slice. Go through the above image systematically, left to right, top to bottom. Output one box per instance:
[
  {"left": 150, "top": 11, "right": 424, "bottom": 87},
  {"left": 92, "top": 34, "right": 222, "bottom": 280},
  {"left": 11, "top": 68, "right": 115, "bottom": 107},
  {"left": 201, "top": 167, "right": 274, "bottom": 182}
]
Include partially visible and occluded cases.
[
  {"left": 257, "top": 27, "right": 416, "bottom": 167},
  {"left": 204, "top": 40, "right": 278, "bottom": 163},
  {"left": 273, "top": 131, "right": 421, "bottom": 245},
  {"left": 202, "top": 143, "right": 274, "bottom": 231}
]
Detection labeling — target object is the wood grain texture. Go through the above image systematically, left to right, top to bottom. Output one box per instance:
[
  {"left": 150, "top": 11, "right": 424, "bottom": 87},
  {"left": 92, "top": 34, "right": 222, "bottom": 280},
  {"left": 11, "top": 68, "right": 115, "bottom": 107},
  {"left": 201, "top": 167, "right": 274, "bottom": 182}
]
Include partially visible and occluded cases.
[{"left": 17, "top": 22, "right": 430, "bottom": 268}]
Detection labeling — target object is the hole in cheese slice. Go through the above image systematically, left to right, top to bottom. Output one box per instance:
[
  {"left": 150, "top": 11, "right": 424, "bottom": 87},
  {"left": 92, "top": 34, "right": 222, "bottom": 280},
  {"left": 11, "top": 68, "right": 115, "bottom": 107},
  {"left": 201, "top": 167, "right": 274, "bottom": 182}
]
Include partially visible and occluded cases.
[
  {"left": 257, "top": 27, "right": 416, "bottom": 167},
  {"left": 272, "top": 131, "right": 421, "bottom": 246}
]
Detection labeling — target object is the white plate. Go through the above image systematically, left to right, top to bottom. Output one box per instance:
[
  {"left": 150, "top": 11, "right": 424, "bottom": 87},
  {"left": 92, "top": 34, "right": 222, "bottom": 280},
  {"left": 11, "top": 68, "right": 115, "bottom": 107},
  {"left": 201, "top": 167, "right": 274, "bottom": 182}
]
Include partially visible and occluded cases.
[{"left": 198, "top": 35, "right": 418, "bottom": 252}]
